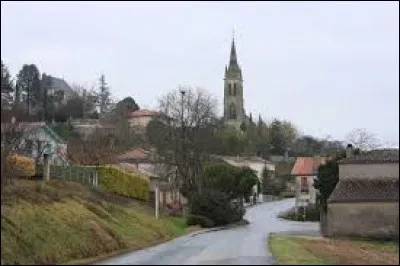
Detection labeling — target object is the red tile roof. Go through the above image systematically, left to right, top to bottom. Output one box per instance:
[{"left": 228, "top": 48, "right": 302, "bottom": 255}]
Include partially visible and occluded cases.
[
  {"left": 128, "top": 109, "right": 160, "bottom": 118},
  {"left": 118, "top": 148, "right": 152, "bottom": 161},
  {"left": 291, "top": 156, "right": 327, "bottom": 176}
]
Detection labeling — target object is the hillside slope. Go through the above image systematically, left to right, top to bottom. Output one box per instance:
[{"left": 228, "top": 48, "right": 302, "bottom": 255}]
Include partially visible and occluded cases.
[{"left": 1, "top": 180, "right": 191, "bottom": 265}]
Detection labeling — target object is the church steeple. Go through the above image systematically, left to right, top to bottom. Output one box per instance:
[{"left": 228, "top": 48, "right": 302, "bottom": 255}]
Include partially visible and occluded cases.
[
  {"left": 224, "top": 34, "right": 245, "bottom": 129},
  {"left": 225, "top": 35, "right": 242, "bottom": 80},
  {"left": 229, "top": 37, "right": 238, "bottom": 68}
]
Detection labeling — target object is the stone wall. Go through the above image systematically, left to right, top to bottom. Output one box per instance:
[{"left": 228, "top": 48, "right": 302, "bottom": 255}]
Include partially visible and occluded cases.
[{"left": 326, "top": 202, "right": 399, "bottom": 240}]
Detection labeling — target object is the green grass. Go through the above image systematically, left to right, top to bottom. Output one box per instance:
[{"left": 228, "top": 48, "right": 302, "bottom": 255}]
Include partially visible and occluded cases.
[
  {"left": 1, "top": 179, "right": 191, "bottom": 265},
  {"left": 268, "top": 234, "right": 332, "bottom": 265},
  {"left": 268, "top": 234, "right": 399, "bottom": 265},
  {"left": 349, "top": 238, "right": 399, "bottom": 253}
]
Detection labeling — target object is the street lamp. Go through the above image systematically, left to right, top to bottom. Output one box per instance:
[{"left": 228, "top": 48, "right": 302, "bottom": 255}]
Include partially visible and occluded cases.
[{"left": 179, "top": 88, "right": 186, "bottom": 160}]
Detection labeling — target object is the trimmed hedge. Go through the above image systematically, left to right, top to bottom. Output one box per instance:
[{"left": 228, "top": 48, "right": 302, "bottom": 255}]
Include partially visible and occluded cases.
[{"left": 96, "top": 167, "right": 150, "bottom": 202}]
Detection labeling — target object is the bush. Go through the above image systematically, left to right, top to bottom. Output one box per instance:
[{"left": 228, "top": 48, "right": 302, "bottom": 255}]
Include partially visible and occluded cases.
[
  {"left": 6, "top": 155, "right": 35, "bottom": 178},
  {"left": 203, "top": 163, "right": 258, "bottom": 201},
  {"left": 97, "top": 167, "right": 150, "bottom": 202},
  {"left": 188, "top": 189, "right": 245, "bottom": 227},
  {"left": 279, "top": 204, "right": 320, "bottom": 222},
  {"left": 186, "top": 215, "right": 215, "bottom": 228}
]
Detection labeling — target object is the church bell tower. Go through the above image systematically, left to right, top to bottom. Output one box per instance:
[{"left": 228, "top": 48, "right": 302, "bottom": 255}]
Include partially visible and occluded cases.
[{"left": 224, "top": 36, "right": 245, "bottom": 129}]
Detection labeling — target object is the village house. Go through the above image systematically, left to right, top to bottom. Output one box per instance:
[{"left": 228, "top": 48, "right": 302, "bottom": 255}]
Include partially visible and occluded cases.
[
  {"left": 42, "top": 74, "right": 75, "bottom": 105},
  {"left": 127, "top": 109, "right": 162, "bottom": 134},
  {"left": 1, "top": 120, "right": 68, "bottom": 165},
  {"left": 324, "top": 145, "right": 399, "bottom": 240},
  {"left": 117, "top": 147, "right": 186, "bottom": 209},
  {"left": 215, "top": 155, "right": 275, "bottom": 202},
  {"left": 291, "top": 156, "right": 328, "bottom": 209}
]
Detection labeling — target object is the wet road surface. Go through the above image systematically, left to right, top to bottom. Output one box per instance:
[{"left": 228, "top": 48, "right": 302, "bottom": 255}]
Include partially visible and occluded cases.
[{"left": 96, "top": 198, "right": 320, "bottom": 265}]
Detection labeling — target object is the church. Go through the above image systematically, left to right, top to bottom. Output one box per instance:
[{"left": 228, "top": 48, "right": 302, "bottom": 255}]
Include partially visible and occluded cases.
[{"left": 223, "top": 37, "right": 250, "bottom": 130}]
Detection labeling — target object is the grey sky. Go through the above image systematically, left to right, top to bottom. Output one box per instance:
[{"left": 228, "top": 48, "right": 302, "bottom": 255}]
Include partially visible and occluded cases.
[{"left": 1, "top": 1, "right": 399, "bottom": 146}]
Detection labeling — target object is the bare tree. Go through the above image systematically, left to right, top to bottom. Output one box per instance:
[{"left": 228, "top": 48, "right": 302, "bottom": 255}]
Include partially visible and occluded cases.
[
  {"left": 148, "top": 86, "right": 218, "bottom": 197},
  {"left": 1, "top": 114, "right": 23, "bottom": 190},
  {"left": 346, "top": 128, "right": 381, "bottom": 151}
]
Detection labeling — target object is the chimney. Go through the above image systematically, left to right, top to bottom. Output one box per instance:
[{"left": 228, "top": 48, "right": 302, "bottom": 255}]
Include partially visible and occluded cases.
[{"left": 346, "top": 144, "right": 353, "bottom": 158}]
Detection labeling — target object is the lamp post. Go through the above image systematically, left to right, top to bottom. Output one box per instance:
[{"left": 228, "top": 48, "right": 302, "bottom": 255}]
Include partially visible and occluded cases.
[
  {"left": 179, "top": 88, "right": 186, "bottom": 183},
  {"left": 155, "top": 177, "right": 160, "bottom": 219}
]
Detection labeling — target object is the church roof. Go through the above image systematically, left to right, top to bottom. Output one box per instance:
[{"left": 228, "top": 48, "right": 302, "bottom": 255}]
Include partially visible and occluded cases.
[{"left": 226, "top": 36, "right": 242, "bottom": 77}]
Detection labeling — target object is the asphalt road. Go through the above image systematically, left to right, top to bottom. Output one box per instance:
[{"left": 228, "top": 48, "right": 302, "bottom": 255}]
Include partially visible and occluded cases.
[{"left": 96, "top": 198, "right": 320, "bottom": 265}]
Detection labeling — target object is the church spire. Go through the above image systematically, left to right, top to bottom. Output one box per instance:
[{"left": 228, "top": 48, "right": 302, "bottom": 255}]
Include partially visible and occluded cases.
[{"left": 229, "top": 36, "right": 238, "bottom": 68}]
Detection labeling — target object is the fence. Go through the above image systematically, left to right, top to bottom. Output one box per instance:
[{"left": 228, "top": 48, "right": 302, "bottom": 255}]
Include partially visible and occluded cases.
[
  {"left": 36, "top": 164, "right": 99, "bottom": 187},
  {"left": 50, "top": 165, "right": 99, "bottom": 187}
]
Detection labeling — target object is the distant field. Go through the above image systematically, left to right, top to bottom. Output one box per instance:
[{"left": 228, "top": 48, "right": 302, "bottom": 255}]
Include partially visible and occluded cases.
[
  {"left": 1, "top": 179, "right": 196, "bottom": 265},
  {"left": 268, "top": 234, "right": 399, "bottom": 265}
]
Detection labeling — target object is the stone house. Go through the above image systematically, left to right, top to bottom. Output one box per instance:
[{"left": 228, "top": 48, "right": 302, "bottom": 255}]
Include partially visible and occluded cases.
[
  {"left": 42, "top": 74, "right": 75, "bottom": 105},
  {"left": 127, "top": 109, "right": 162, "bottom": 134},
  {"left": 117, "top": 147, "right": 186, "bottom": 209},
  {"left": 325, "top": 147, "right": 399, "bottom": 240},
  {"left": 216, "top": 155, "right": 275, "bottom": 202},
  {"left": 291, "top": 156, "right": 328, "bottom": 208}
]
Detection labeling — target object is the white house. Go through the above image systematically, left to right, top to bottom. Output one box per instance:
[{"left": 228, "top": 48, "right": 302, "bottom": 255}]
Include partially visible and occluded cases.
[
  {"left": 2, "top": 121, "right": 69, "bottom": 165},
  {"left": 291, "top": 156, "right": 327, "bottom": 209}
]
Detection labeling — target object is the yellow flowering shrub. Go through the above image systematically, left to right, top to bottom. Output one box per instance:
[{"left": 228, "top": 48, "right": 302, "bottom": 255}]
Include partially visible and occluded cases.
[{"left": 6, "top": 155, "right": 35, "bottom": 177}]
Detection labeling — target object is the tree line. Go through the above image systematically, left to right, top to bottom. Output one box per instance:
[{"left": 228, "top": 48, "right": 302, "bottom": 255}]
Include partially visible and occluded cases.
[{"left": 1, "top": 60, "right": 136, "bottom": 123}]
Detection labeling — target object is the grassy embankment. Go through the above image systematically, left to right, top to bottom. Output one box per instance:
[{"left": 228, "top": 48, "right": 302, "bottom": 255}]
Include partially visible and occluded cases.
[
  {"left": 1, "top": 179, "right": 197, "bottom": 265},
  {"left": 269, "top": 233, "right": 399, "bottom": 265}
]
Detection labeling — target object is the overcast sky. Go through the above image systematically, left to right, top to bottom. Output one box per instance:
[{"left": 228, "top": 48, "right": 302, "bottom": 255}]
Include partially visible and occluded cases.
[{"left": 1, "top": 1, "right": 399, "bottom": 146}]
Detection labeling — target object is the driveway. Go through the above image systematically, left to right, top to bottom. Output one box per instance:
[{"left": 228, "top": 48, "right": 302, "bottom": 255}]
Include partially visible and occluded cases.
[{"left": 96, "top": 198, "right": 320, "bottom": 265}]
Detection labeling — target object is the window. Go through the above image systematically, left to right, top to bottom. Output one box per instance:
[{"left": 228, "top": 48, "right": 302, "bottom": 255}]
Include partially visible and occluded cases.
[
  {"left": 233, "top": 83, "right": 237, "bottom": 96},
  {"left": 300, "top": 176, "right": 308, "bottom": 193}
]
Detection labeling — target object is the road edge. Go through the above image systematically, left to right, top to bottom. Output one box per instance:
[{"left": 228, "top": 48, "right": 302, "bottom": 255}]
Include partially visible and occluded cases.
[
  {"left": 65, "top": 220, "right": 250, "bottom": 265},
  {"left": 64, "top": 227, "right": 202, "bottom": 266}
]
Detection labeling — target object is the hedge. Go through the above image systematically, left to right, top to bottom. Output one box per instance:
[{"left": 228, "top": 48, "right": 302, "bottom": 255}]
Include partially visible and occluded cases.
[{"left": 96, "top": 166, "right": 150, "bottom": 202}]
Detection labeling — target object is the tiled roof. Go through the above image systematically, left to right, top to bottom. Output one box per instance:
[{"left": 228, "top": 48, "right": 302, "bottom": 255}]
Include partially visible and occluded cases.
[
  {"left": 49, "top": 76, "right": 73, "bottom": 93},
  {"left": 128, "top": 109, "right": 160, "bottom": 118},
  {"left": 117, "top": 148, "right": 151, "bottom": 161},
  {"left": 338, "top": 149, "right": 399, "bottom": 164},
  {"left": 291, "top": 156, "right": 327, "bottom": 176},
  {"left": 328, "top": 178, "right": 399, "bottom": 203}
]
